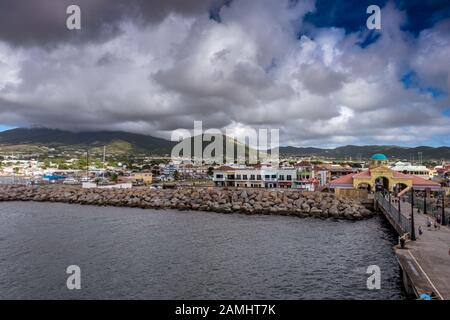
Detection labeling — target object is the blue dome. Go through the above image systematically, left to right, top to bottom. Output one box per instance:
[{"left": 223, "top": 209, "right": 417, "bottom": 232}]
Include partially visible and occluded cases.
[{"left": 371, "top": 153, "right": 388, "bottom": 160}]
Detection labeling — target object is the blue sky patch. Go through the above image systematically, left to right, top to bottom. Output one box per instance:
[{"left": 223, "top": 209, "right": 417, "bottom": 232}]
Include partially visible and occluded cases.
[
  {"left": 401, "top": 71, "right": 447, "bottom": 98},
  {"left": 0, "top": 125, "right": 15, "bottom": 132}
]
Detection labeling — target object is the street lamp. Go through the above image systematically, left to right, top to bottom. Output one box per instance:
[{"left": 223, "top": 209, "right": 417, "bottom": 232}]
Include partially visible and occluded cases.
[
  {"left": 410, "top": 187, "right": 416, "bottom": 241},
  {"left": 424, "top": 190, "right": 427, "bottom": 215},
  {"left": 442, "top": 192, "right": 447, "bottom": 226}
]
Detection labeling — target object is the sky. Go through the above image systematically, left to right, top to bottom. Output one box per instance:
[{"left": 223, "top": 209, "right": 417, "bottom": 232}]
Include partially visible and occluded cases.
[{"left": 0, "top": 0, "right": 449, "bottom": 147}]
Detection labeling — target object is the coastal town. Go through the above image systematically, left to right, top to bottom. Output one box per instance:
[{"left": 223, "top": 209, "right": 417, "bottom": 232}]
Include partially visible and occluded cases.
[
  {"left": 2, "top": 147, "right": 450, "bottom": 224},
  {"left": 1, "top": 150, "right": 449, "bottom": 192}
]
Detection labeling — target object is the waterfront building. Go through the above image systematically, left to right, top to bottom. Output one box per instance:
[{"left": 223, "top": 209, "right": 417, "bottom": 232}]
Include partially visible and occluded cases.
[
  {"left": 329, "top": 154, "right": 441, "bottom": 192},
  {"left": 390, "top": 161, "right": 430, "bottom": 180},
  {"left": 162, "top": 163, "right": 177, "bottom": 176},
  {"left": 176, "top": 163, "right": 210, "bottom": 179},
  {"left": 177, "top": 163, "right": 194, "bottom": 175},
  {"left": 433, "top": 163, "right": 450, "bottom": 187},
  {"left": 435, "top": 163, "right": 450, "bottom": 178},
  {"left": 312, "top": 164, "right": 358, "bottom": 186},
  {"left": 213, "top": 165, "right": 317, "bottom": 190},
  {"left": 128, "top": 172, "right": 153, "bottom": 185},
  {"left": 295, "top": 174, "right": 317, "bottom": 191}
]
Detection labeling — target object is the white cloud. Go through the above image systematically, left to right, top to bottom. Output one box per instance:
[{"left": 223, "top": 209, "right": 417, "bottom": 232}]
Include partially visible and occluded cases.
[{"left": 0, "top": 0, "right": 449, "bottom": 147}]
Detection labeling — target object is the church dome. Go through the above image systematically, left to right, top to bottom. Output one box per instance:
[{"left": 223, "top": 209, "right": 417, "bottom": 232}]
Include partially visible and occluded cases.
[{"left": 371, "top": 153, "right": 388, "bottom": 161}]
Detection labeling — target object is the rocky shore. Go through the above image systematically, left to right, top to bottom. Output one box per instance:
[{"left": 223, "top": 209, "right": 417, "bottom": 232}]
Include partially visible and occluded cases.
[{"left": 0, "top": 185, "right": 375, "bottom": 220}]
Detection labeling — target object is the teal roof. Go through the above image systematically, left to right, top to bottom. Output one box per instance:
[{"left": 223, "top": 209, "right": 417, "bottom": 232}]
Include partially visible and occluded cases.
[{"left": 371, "top": 153, "right": 388, "bottom": 160}]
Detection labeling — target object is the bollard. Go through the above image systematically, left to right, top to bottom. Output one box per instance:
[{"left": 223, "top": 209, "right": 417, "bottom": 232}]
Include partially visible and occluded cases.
[{"left": 400, "top": 236, "right": 406, "bottom": 249}]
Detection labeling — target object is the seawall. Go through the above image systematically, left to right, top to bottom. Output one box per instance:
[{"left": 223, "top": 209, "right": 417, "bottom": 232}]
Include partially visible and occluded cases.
[{"left": 0, "top": 185, "right": 376, "bottom": 220}]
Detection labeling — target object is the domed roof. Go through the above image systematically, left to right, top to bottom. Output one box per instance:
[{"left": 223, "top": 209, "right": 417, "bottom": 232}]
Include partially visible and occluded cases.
[{"left": 371, "top": 153, "right": 388, "bottom": 160}]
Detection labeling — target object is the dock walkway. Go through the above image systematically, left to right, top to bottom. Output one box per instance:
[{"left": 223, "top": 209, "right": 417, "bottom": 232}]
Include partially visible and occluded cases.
[{"left": 375, "top": 193, "right": 450, "bottom": 299}]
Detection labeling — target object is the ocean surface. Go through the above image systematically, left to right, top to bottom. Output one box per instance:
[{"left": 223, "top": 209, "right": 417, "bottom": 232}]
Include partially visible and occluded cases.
[{"left": 0, "top": 201, "right": 406, "bottom": 299}]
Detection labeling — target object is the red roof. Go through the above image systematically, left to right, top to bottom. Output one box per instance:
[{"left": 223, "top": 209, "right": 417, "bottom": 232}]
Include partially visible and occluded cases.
[
  {"left": 215, "top": 165, "right": 235, "bottom": 171},
  {"left": 329, "top": 170, "right": 440, "bottom": 188},
  {"left": 329, "top": 170, "right": 371, "bottom": 186},
  {"left": 352, "top": 170, "right": 371, "bottom": 177},
  {"left": 392, "top": 171, "right": 440, "bottom": 187},
  {"left": 329, "top": 173, "right": 354, "bottom": 185}
]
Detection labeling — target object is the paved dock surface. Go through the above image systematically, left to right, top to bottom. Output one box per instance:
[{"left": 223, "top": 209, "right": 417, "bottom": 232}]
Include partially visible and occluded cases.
[{"left": 395, "top": 200, "right": 450, "bottom": 299}]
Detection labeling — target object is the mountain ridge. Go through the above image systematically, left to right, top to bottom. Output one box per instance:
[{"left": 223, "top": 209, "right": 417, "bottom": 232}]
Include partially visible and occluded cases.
[
  {"left": 0, "top": 128, "right": 449, "bottom": 160},
  {"left": 0, "top": 128, "right": 176, "bottom": 155}
]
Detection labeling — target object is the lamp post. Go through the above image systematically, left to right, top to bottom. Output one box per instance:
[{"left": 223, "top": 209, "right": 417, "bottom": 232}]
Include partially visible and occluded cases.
[
  {"left": 410, "top": 188, "right": 416, "bottom": 241},
  {"left": 424, "top": 190, "right": 427, "bottom": 215},
  {"left": 442, "top": 192, "right": 447, "bottom": 226},
  {"left": 398, "top": 195, "right": 401, "bottom": 222}
]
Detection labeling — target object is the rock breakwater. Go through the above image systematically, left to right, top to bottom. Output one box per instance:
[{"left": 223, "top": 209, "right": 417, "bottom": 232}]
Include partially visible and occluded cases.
[{"left": 0, "top": 185, "right": 375, "bottom": 220}]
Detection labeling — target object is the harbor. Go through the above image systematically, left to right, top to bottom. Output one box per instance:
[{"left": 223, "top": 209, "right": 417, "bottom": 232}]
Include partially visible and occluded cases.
[{"left": 0, "top": 201, "right": 405, "bottom": 300}]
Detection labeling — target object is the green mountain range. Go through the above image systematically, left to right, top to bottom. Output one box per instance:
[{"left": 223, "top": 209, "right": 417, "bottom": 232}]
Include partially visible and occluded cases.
[
  {"left": 0, "top": 128, "right": 449, "bottom": 160},
  {"left": 0, "top": 128, "right": 175, "bottom": 155},
  {"left": 0, "top": 128, "right": 261, "bottom": 159}
]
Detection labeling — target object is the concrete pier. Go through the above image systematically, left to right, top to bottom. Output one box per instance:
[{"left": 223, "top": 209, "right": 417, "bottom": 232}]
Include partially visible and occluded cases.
[{"left": 376, "top": 194, "right": 450, "bottom": 300}]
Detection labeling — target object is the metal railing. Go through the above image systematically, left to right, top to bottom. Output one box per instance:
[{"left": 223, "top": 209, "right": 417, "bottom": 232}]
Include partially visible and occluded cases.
[
  {"left": 375, "top": 192, "right": 411, "bottom": 235},
  {"left": 403, "top": 193, "right": 449, "bottom": 226},
  {"left": 415, "top": 197, "right": 450, "bottom": 225}
]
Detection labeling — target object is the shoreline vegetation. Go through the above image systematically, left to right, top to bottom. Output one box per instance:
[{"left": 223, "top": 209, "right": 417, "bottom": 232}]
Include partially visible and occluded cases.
[{"left": 0, "top": 185, "right": 376, "bottom": 220}]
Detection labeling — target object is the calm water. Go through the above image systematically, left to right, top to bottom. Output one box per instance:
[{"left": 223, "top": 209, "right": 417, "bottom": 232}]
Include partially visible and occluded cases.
[{"left": 0, "top": 202, "right": 405, "bottom": 299}]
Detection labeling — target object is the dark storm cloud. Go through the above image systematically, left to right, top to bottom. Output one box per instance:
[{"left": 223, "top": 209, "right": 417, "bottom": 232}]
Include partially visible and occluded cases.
[
  {"left": 0, "top": 0, "right": 224, "bottom": 46},
  {"left": 0, "top": 0, "right": 449, "bottom": 147}
]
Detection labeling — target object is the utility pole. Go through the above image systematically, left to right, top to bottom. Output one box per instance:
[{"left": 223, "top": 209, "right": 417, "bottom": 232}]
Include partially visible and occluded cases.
[
  {"left": 103, "top": 146, "right": 106, "bottom": 178},
  {"left": 410, "top": 188, "right": 416, "bottom": 241}
]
